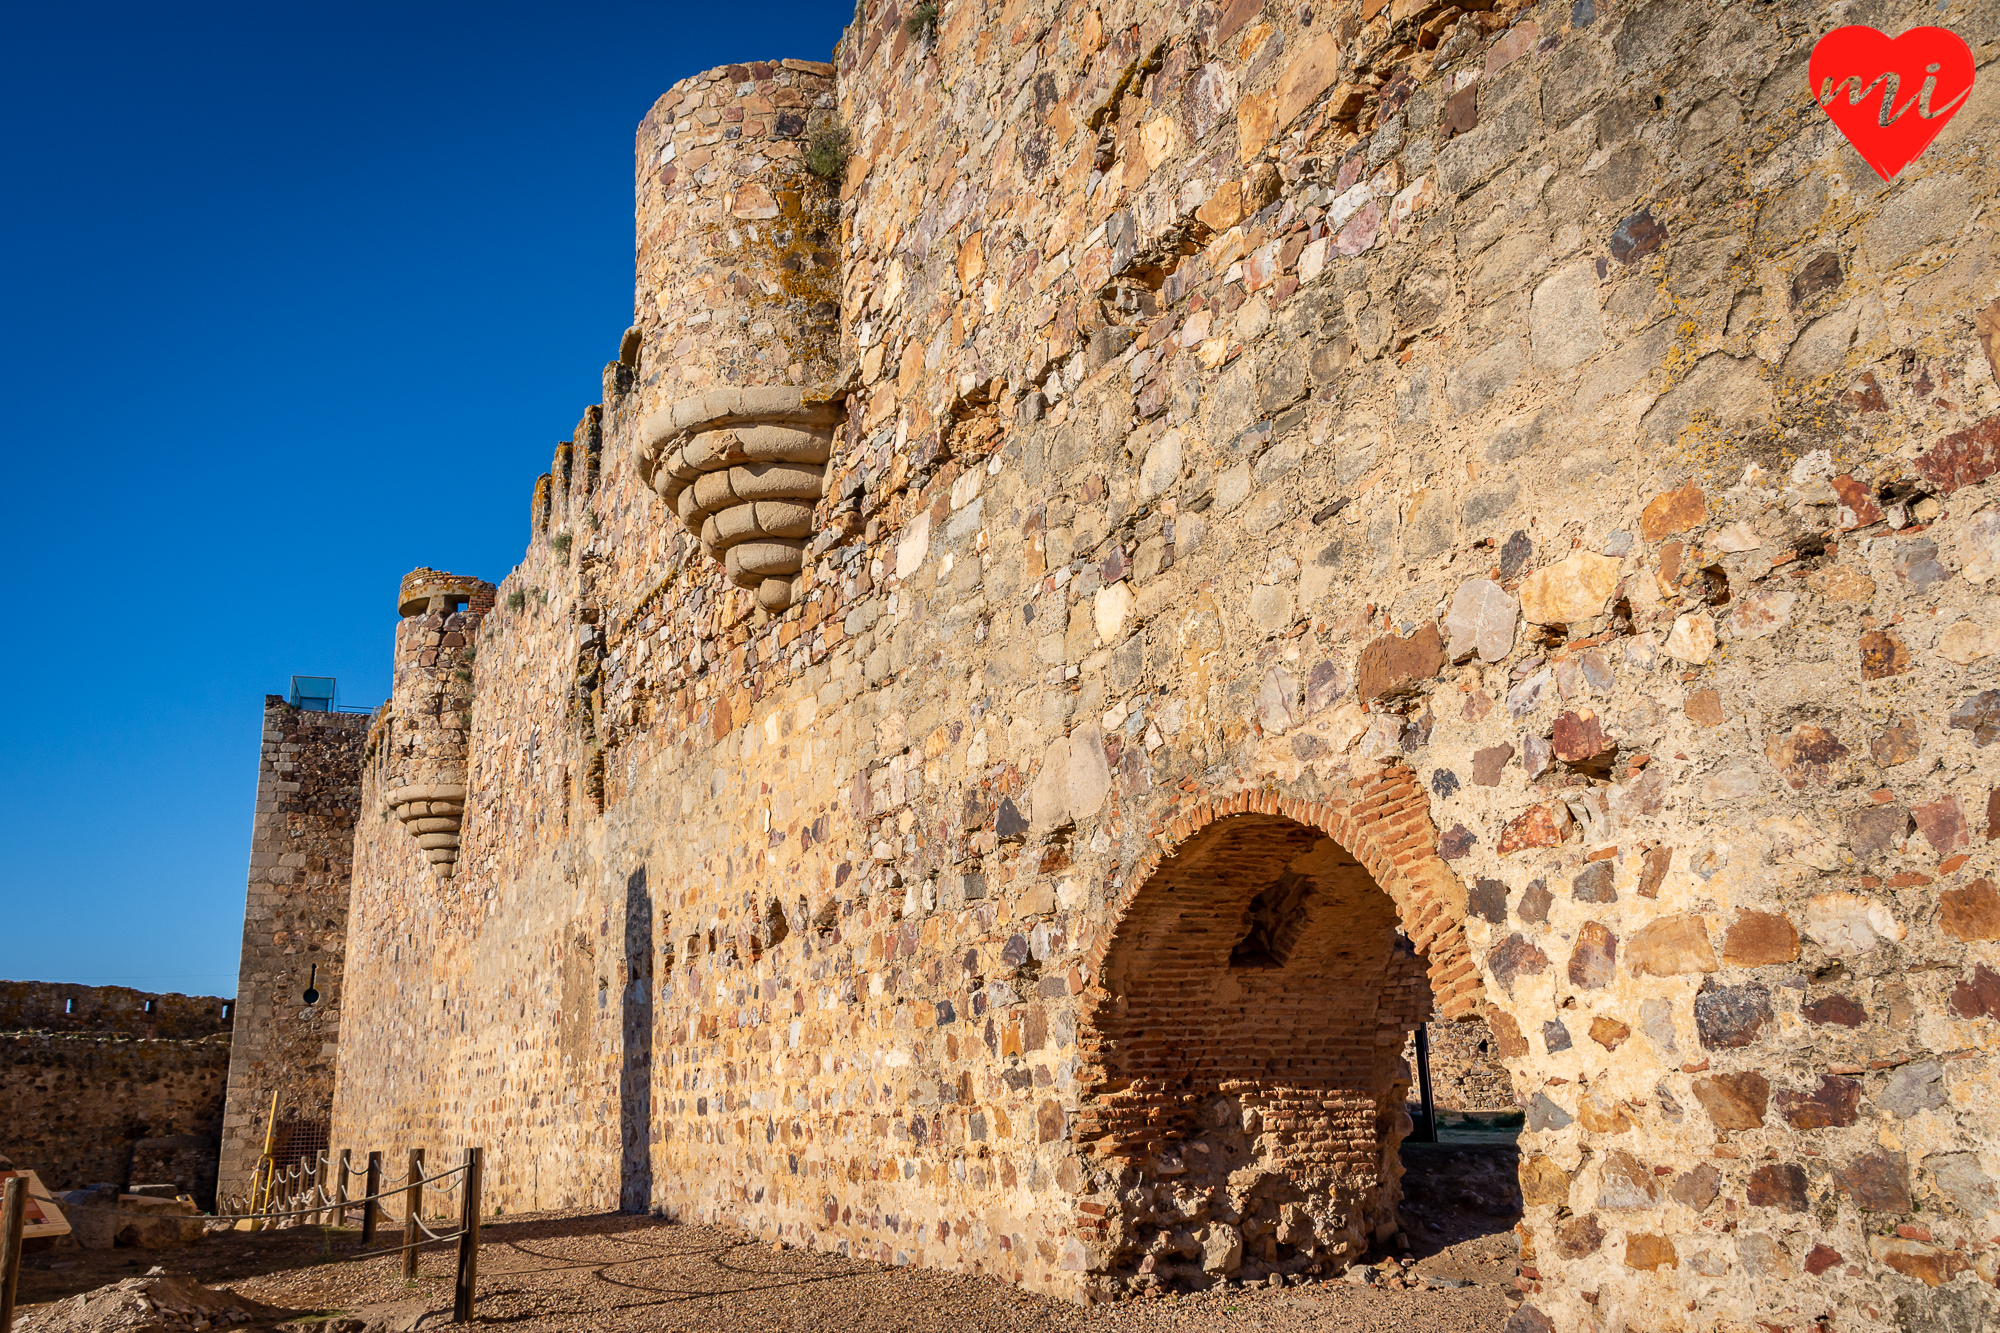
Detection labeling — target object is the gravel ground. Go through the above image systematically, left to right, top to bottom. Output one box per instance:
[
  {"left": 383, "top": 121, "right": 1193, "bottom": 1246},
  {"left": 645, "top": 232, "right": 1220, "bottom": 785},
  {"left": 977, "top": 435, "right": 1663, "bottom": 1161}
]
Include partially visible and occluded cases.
[{"left": 14, "top": 1146, "right": 1521, "bottom": 1333}]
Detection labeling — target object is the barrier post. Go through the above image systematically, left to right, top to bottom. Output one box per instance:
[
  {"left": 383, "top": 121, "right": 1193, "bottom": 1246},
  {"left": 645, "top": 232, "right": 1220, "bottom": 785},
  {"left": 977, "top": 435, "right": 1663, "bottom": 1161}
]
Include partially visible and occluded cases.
[
  {"left": 401, "top": 1148, "right": 425, "bottom": 1281},
  {"left": 452, "top": 1148, "right": 482, "bottom": 1324},
  {"left": 335, "top": 1150, "right": 352, "bottom": 1229},
  {"left": 361, "top": 1152, "right": 382, "bottom": 1244},
  {"left": 0, "top": 1175, "right": 26, "bottom": 1333}
]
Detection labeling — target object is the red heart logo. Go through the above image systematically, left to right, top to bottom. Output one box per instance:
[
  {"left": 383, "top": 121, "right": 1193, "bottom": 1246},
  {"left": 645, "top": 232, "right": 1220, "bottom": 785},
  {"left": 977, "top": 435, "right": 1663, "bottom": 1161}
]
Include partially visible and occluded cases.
[{"left": 1810, "top": 26, "right": 1975, "bottom": 180}]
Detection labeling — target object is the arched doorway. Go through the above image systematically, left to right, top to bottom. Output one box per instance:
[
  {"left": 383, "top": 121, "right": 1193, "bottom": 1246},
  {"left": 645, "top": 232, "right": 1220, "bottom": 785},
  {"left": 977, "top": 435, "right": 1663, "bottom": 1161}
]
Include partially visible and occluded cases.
[{"left": 1074, "top": 788, "right": 1480, "bottom": 1296}]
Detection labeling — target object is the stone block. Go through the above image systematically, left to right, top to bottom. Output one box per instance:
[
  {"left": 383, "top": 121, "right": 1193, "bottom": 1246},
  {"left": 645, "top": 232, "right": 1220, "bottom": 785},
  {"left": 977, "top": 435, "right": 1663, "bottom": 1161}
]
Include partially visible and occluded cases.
[
  {"left": 1529, "top": 263, "right": 1606, "bottom": 371},
  {"left": 1445, "top": 336, "right": 1525, "bottom": 416},
  {"left": 1518, "top": 553, "right": 1620, "bottom": 626},
  {"left": 1443, "top": 578, "right": 1517, "bottom": 663},
  {"left": 1355, "top": 624, "right": 1442, "bottom": 700},
  {"left": 1940, "top": 880, "right": 2000, "bottom": 941},
  {"left": 1626, "top": 915, "right": 1716, "bottom": 977},
  {"left": 1566, "top": 922, "right": 1617, "bottom": 989},
  {"left": 1695, "top": 980, "right": 1771, "bottom": 1049},
  {"left": 1692, "top": 1071, "right": 1768, "bottom": 1131}
]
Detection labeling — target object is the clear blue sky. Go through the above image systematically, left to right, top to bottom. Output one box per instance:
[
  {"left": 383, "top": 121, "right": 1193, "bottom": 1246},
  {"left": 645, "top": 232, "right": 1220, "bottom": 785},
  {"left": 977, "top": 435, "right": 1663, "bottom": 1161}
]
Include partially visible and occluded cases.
[{"left": 0, "top": 1, "right": 849, "bottom": 997}]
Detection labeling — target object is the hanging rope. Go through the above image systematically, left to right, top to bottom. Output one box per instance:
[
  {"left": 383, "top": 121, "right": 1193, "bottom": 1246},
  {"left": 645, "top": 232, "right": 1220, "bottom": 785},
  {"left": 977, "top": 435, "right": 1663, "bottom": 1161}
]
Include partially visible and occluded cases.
[{"left": 98, "top": 1160, "right": 471, "bottom": 1226}]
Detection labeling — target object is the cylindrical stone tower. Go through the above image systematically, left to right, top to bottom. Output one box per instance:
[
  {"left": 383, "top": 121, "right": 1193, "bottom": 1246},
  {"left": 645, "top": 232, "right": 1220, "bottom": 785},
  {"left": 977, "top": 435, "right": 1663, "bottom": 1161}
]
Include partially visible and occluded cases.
[
  {"left": 630, "top": 59, "right": 845, "bottom": 612},
  {"left": 383, "top": 568, "right": 495, "bottom": 879}
]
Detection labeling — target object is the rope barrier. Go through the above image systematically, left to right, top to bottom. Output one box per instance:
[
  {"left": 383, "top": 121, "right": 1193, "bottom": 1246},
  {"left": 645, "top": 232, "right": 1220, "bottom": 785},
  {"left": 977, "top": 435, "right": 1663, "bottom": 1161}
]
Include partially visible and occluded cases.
[
  {"left": 86, "top": 1142, "right": 489, "bottom": 1326},
  {"left": 115, "top": 1162, "right": 470, "bottom": 1226},
  {"left": 348, "top": 1229, "right": 467, "bottom": 1261}
]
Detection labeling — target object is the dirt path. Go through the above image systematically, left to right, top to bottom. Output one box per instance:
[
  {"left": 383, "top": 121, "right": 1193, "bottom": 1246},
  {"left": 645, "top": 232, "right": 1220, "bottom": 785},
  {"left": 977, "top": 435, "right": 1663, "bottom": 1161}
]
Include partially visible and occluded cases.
[
  {"left": 14, "top": 1147, "right": 1522, "bottom": 1333},
  {"left": 17, "top": 1213, "right": 1514, "bottom": 1333}
]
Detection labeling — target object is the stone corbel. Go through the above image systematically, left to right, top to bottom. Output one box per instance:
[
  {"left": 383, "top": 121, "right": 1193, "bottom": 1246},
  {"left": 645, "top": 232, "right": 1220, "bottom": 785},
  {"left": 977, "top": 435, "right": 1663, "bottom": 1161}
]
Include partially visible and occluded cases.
[
  {"left": 637, "top": 386, "right": 844, "bottom": 612},
  {"left": 384, "top": 782, "right": 467, "bottom": 876}
]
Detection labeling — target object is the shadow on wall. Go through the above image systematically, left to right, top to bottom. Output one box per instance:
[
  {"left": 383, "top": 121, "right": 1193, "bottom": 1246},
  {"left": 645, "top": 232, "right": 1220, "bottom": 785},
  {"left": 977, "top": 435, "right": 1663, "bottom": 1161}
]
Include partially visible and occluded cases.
[{"left": 621, "top": 865, "right": 653, "bottom": 1213}]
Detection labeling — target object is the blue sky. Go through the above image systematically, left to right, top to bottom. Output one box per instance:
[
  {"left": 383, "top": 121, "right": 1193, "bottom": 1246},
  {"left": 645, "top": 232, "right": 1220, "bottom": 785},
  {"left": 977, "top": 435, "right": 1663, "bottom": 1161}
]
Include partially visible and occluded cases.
[{"left": 0, "top": 1, "right": 849, "bottom": 996}]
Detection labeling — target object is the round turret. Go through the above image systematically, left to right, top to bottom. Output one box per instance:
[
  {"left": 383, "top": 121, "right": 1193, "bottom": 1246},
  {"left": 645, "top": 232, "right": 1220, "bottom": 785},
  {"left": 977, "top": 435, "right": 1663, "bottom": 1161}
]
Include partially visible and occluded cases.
[
  {"left": 629, "top": 60, "right": 845, "bottom": 611},
  {"left": 384, "top": 567, "right": 494, "bottom": 879}
]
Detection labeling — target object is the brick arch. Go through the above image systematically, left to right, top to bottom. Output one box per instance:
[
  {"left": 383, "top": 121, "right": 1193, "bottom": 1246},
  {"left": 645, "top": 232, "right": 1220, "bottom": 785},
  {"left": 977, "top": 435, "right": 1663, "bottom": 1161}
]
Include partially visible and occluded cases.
[
  {"left": 1067, "top": 772, "right": 1486, "bottom": 1290},
  {"left": 1086, "top": 772, "right": 1481, "bottom": 1022}
]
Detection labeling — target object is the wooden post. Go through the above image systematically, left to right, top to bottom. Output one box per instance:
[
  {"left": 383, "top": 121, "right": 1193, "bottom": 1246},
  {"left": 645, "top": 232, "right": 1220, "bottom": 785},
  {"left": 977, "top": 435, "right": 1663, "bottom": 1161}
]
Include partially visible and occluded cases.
[
  {"left": 452, "top": 1148, "right": 482, "bottom": 1324},
  {"left": 401, "top": 1149, "right": 425, "bottom": 1280},
  {"left": 335, "top": 1150, "right": 352, "bottom": 1229},
  {"left": 361, "top": 1152, "right": 382, "bottom": 1245},
  {"left": 0, "top": 1175, "right": 27, "bottom": 1333}
]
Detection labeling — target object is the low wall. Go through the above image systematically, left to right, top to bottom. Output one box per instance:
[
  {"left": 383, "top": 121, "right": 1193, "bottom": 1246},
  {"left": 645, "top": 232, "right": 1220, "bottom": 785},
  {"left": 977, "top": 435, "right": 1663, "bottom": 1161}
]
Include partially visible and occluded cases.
[
  {"left": 0, "top": 981, "right": 233, "bottom": 1209},
  {"left": 0, "top": 1032, "right": 231, "bottom": 1208}
]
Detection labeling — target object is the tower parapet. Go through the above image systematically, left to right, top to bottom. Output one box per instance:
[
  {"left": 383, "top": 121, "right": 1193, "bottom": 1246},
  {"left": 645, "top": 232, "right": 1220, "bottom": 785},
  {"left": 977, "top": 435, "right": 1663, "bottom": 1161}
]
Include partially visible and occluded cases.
[
  {"left": 629, "top": 60, "right": 845, "bottom": 611},
  {"left": 384, "top": 568, "right": 494, "bottom": 879}
]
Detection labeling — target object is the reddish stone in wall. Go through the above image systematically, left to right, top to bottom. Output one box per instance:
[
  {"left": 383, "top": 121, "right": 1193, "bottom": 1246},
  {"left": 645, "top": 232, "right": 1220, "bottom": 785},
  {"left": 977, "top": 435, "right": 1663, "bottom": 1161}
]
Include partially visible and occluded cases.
[
  {"left": 1916, "top": 414, "right": 2000, "bottom": 493},
  {"left": 1830, "top": 474, "right": 1884, "bottom": 525},
  {"left": 1639, "top": 483, "right": 1704, "bottom": 541},
  {"left": 1356, "top": 624, "right": 1443, "bottom": 701},
  {"left": 1860, "top": 630, "right": 1911, "bottom": 680},
  {"left": 1683, "top": 688, "right": 1725, "bottom": 728},
  {"left": 1552, "top": 709, "right": 1609, "bottom": 762},
  {"left": 1870, "top": 715, "right": 1920, "bottom": 766},
  {"left": 1766, "top": 725, "right": 1849, "bottom": 788},
  {"left": 1471, "top": 743, "right": 1513, "bottom": 785},
  {"left": 1912, "top": 797, "right": 1968, "bottom": 853},
  {"left": 1498, "top": 802, "right": 1570, "bottom": 854},
  {"left": 1637, "top": 845, "right": 1673, "bottom": 898},
  {"left": 1940, "top": 880, "right": 2000, "bottom": 941},
  {"left": 1722, "top": 912, "right": 1798, "bottom": 966},
  {"left": 1566, "top": 922, "right": 1617, "bottom": 989},
  {"left": 1488, "top": 933, "right": 1551, "bottom": 994},
  {"left": 1950, "top": 964, "right": 2000, "bottom": 1020},
  {"left": 1802, "top": 994, "right": 1867, "bottom": 1027},
  {"left": 1488, "top": 1005, "right": 1529, "bottom": 1058},
  {"left": 1692, "top": 1071, "right": 1769, "bottom": 1131},
  {"left": 1775, "top": 1075, "right": 1862, "bottom": 1129},
  {"left": 1834, "top": 1149, "right": 1910, "bottom": 1213},
  {"left": 1669, "top": 1163, "right": 1720, "bottom": 1210},
  {"left": 1746, "top": 1163, "right": 1808, "bottom": 1211},
  {"left": 1555, "top": 1213, "right": 1604, "bottom": 1259},
  {"left": 1625, "top": 1234, "right": 1677, "bottom": 1271},
  {"left": 1871, "top": 1237, "right": 1969, "bottom": 1286}
]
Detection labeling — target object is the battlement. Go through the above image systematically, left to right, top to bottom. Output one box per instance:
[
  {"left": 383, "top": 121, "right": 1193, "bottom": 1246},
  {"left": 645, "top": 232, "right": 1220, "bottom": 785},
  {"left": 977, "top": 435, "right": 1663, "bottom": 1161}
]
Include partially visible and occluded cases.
[
  {"left": 398, "top": 568, "right": 495, "bottom": 618},
  {"left": 0, "top": 979, "right": 232, "bottom": 1039}
]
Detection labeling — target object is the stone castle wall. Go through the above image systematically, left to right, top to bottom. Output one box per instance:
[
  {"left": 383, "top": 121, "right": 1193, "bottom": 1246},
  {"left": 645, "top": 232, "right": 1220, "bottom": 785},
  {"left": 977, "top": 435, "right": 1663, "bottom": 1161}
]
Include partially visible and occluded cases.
[
  {"left": 323, "top": 0, "right": 2000, "bottom": 1326},
  {"left": 217, "top": 700, "right": 369, "bottom": 1199},
  {"left": 0, "top": 982, "right": 233, "bottom": 1208}
]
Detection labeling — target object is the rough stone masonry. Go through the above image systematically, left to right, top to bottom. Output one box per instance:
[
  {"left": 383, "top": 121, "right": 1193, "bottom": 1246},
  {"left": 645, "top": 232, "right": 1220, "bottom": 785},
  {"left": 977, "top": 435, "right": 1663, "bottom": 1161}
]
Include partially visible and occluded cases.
[
  {"left": 300, "top": 0, "right": 2000, "bottom": 1328},
  {"left": 217, "top": 699, "right": 369, "bottom": 1200}
]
